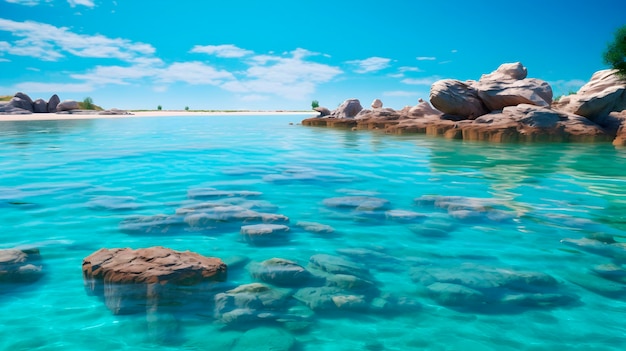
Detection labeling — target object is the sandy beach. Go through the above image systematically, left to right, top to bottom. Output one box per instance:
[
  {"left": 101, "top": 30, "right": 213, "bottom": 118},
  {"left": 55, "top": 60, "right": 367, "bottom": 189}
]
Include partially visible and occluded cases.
[{"left": 0, "top": 110, "right": 318, "bottom": 122}]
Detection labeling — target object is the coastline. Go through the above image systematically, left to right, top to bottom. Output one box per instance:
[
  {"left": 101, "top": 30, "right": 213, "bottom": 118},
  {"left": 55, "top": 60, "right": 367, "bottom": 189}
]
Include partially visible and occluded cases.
[{"left": 0, "top": 110, "right": 317, "bottom": 122}]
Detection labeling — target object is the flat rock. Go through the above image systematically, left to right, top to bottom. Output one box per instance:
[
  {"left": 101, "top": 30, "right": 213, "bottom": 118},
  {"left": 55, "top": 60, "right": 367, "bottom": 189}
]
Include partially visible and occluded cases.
[
  {"left": 294, "top": 221, "right": 334, "bottom": 234},
  {"left": 82, "top": 246, "right": 227, "bottom": 314},
  {"left": 309, "top": 254, "right": 369, "bottom": 278},
  {"left": 214, "top": 283, "right": 290, "bottom": 324}
]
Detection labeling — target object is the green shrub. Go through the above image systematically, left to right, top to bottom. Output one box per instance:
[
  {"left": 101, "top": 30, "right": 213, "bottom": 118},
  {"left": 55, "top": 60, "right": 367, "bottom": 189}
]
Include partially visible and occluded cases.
[
  {"left": 603, "top": 25, "right": 626, "bottom": 78},
  {"left": 82, "top": 97, "right": 94, "bottom": 110},
  {"left": 311, "top": 100, "right": 319, "bottom": 109},
  {"left": 157, "top": 105, "right": 162, "bottom": 111},
  {"left": 185, "top": 106, "right": 189, "bottom": 111}
]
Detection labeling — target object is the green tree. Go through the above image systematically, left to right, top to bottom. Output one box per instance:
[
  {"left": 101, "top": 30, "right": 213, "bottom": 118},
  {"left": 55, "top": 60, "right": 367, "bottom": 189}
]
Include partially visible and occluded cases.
[
  {"left": 603, "top": 25, "right": 626, "bottom": 78},
  {"left": 82, "top": 97, "right": 94, "bottom": 110},
  {"left": 311, "top": 100, "right": 319, "bottom": 109},
  {"left": 157, "top": 105, "right": 162, "bottom": 111},
  {"left": 185, "top": 106, "right": 189, "bottom": 111}
]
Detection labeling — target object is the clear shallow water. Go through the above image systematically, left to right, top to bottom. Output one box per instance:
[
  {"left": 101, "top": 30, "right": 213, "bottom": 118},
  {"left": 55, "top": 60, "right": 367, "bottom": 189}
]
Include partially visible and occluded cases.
[{"left": 0, "top": 115, "right": 626, "bottom": 350}]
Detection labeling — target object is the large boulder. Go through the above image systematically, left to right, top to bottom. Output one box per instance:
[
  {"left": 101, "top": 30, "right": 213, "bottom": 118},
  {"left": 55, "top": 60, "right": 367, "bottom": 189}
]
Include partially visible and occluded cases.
[
  {"left": 557, "top": 69, "right": 626, "bottom": 121},
  {"left": 474, "top": 78, "right": 553, "bottom": 110},
  {"left": 429, "top": 79, "right": 489, "bottom": 119},
  {"left": 8, "top": 92, "right": 34, "bottom": 112},
  {"left": 47, "top": 94, "right": 60, "bottom": 113},
  {"left": 33, "top": 98, "right": 48, "bottom": 113},
  {"left": 331, "top": 98, "right": 363, "bottom": 118},
  {"left": 371, "top": 98, "right": 383, "bottom": 109},
  {"left": 56, "top": 100, "right": 80, "bottom": 112},
  {"left": 82, "top": 246, "right": 227, "bottom": 314},
  {"left": 0, "top": 248, "right": 43, "bottom": 283},
  {"left": 249, "top": 258, "right": 314, "bottom": 287}
]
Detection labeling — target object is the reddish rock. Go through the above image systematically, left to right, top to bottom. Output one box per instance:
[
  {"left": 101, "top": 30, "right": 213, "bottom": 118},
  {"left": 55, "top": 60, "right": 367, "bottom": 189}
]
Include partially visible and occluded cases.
[{"left": 82, "top": 246, "right": 227, "bottom": 314}]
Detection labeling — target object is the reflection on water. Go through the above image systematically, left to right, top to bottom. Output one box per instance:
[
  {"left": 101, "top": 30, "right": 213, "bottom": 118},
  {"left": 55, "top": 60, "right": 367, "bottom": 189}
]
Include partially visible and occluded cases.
[{"left": 1, "top": 115, "right": 626, "bottom": 350}]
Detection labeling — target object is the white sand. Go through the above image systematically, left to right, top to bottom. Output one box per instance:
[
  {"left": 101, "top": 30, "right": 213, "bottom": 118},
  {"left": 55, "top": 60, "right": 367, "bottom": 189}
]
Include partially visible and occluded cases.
[{"left": 0, "top": 110, "right": 318, "bottom": 122}]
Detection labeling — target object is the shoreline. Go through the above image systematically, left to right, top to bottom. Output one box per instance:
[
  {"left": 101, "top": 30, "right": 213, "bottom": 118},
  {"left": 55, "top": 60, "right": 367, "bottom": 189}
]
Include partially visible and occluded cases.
[{"left": 0, "top": 110, "right": 317, "bottom": 122}]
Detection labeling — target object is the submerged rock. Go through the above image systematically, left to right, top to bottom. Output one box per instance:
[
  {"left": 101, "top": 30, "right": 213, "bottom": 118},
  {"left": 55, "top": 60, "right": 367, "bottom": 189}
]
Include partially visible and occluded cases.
[
  {"left": 240, "top": 224, "right": 290, "bottom": 246},
  {"left": 0, "top": 248, "right": 43, "bottom": 284},
  {"left": 249, "top": 258, "right": 313, "bottom": 287},
  {"left": 214, "top": 283, "right": 290, "bottom": 324}
]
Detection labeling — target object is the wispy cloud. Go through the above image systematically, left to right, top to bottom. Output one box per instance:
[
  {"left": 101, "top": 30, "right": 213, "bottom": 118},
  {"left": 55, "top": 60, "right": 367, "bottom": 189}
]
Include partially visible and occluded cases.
[
  {"left": 5, "top": 0, "right": 94, "bottom": 7},
  {"left": 0, "top": 18, "right": 154, "bottom": 62},
  {"left": 190, "top": 44, "right": 253, "bottom": 58},
  {"left": 222, "top": 48, "right": 342, "bottom": 100},
  {"left": 416, "top": 56, "right": 436, "bottom": 61},
  {"left": 346, "top": 57, "right": 391, "bottom": 73},
  {"left": 159, "top": 62, "right": 235, "bottom": 85},
  {"left": 401, "top": 76, "right": 440, "bottom": 85}
]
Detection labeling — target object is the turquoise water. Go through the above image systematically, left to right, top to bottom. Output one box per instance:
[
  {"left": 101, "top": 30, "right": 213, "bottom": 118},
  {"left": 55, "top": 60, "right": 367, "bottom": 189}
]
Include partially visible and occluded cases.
[{"left": 1, "top": 114, "right": 626, "bottom": 350}]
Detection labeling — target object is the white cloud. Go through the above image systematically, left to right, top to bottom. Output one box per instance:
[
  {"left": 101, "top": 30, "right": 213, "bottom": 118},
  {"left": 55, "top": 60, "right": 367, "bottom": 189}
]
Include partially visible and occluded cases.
[
  {"left": 6, "top": 0, "right": 94, "bottom": 7},
  {"left": 68, "top": 0, "right": 94, "bottom": 7},
  {"left": 0, "top": 18, "right": 154, "bottom": 62},
  {"left": 190, "top": 44, "right": 253, "bottom": 58},
  {"left": 222, "top": 48, "right": 342, "bottom": 100},
  {"left": 451, "top": 49, "right": 458, "bottom": 53},
  {"left": 416, "top": 56, "right": 436, "bottom": 61},
  {"left": 346, "top": 57, "right": 391, "bottom": 73},
  {"left": 159, "top": 62, "right": 235, "bottom": 85},
  {"left": 399, "top": 66, "right": 422, "bottom": 72},
  {"left": 401, "top": 77, "right": 440, "bottom": 85},
  {"left": 239, "top": 94, "right": 269, "bottom": 102}
]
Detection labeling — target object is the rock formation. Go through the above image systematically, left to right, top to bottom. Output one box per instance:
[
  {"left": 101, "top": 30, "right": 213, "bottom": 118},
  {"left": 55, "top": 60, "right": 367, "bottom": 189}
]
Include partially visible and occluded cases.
[
  {"left": 302, "top": 62, "right": 626, "bottom": 145},
  {"left": 0, "top": 92, "right": 79, "bottom": 114},
  {"left": 82, "top": 246, "right": 227, "bottom": 314}
]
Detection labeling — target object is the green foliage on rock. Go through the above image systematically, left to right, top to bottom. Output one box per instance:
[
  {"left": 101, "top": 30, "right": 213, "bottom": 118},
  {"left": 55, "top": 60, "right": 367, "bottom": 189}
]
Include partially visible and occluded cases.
[
  {"left": 603, "top": 25, "right": 626, "bottom": 79},
  {"left": 0, "top": 95, "right": 12, "bottom": 102},
  {"left": 77, "top": 97, "right": 103, "bottom": 110},
  {"left": 311, "top": 100, "right": 319, "bottom": 109}
]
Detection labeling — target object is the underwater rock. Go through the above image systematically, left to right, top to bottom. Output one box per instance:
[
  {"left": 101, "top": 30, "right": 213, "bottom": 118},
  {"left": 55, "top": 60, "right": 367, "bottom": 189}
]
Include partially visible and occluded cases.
[
  {"left": 87, "top": 195, "right": 139, "bottom": 211},
  {"left": 414, "top": 195, "right": 517, "bottom": 222},
  {"left": 323, "top": 196, "right": 391, "bottom": 211},
  {"left": 385, "top": 209, "right": 426, "bottom": 222},
  {"left": 294, "top": 221, "right": 335, "bottom": 234},
  {"left": 240, "top": 224, "right": 290, "bottom": 246},
  {"left": 560, "top": 237, "right": 626, "bottom": 261},
  {"left": 82, "top": 246, "right": 227, "bottom": 315},
  {"left": 0, "top": 248, "right": 43, "bottom": 283},
  {"left": 309, "top": 254, "right": 370, "bottom": 279},
  {"left": 249, "top": 258, "right": 313, "bottom": 287},
  {"left": 411, "top": 263, "right": 574, "bottom": 312},
  {"left": 214, "top": 283, "right": 290, "bottom": 325}
]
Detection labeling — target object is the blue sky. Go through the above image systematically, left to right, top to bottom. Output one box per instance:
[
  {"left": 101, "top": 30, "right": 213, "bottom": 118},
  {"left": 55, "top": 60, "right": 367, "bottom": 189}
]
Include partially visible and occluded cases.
[{"left": 0, "top": 0, "right": 625, "bottom": 111}]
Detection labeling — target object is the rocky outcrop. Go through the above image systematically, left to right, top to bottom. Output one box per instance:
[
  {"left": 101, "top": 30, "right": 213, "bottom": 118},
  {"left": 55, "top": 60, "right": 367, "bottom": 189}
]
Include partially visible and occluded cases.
[
  {"left": 302, "top": 62, "right": 626, "bottom": 145},
  {"left": 557, "top": 69, "right": 626, "bottom": 121},
  {"left": 0, "top": 92, "right": 81, "bottom": 114},
  {"left": 371, "top": 98, "right": 383, "bottom": 109},
  {"left": 82, "top": 246, "right": 227, "bottom": 314},
  {"left": 0, "top": 248, "right": 43, "bottom": 283}
]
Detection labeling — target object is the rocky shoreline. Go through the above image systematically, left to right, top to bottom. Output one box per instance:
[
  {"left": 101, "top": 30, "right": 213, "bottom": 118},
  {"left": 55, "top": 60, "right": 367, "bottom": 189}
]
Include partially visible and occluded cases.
[
  {"left": 303, "top": 63, "right": 626, "bottom": 145},
  {"left": 0, "top": 92, "right": 129, "bottom": 116}
]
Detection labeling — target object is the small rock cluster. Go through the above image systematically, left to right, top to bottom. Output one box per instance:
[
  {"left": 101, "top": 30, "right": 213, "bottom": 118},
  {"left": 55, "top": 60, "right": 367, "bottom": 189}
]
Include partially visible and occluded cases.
[{"left": 304, "top": 63, "right": 626, "bottom": 145}]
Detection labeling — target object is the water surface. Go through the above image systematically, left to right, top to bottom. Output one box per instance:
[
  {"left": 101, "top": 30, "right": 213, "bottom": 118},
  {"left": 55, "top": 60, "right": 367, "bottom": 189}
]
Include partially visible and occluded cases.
[{"left": 1, "top": 115, "right": 626, "bottom": 350}]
